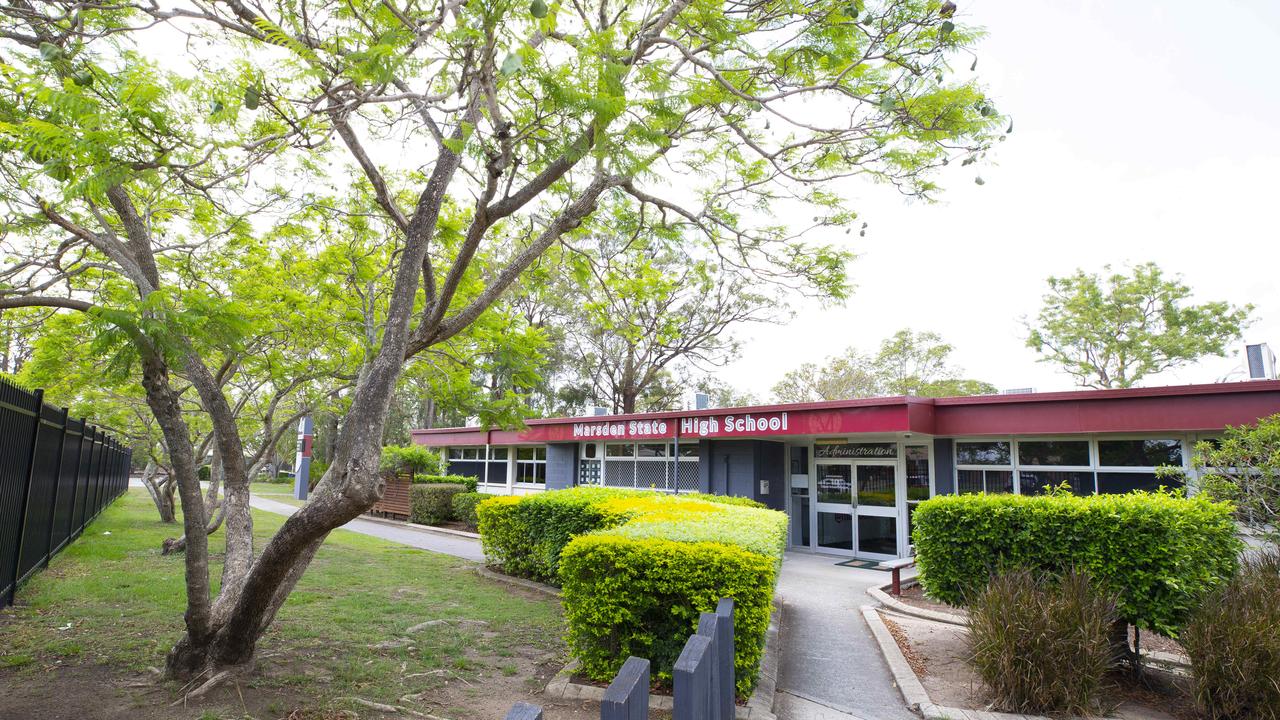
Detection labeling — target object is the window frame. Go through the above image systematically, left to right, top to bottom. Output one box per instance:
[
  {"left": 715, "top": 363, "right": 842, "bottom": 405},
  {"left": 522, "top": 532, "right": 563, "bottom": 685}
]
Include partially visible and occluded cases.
[{"left": 513, "top": 445, "right": 547, "bottom": 486}]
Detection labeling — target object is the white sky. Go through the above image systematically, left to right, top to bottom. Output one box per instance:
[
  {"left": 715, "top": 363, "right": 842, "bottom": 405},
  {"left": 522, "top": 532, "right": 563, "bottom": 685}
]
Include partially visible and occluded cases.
[{"left": 718, "top": 0, "right": 1280, "bottom": 397}]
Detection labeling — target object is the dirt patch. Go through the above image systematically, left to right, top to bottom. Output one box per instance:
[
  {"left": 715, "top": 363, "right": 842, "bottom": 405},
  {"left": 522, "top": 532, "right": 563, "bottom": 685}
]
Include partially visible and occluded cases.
[
  {"left": 895, "top": 583, "right": 967, "bottom": 618},
  {"left": 885, "top": 611, "right": 1195, "bottom": 720},
  {"left": 1131, "top": 625, "right": 1187, "bottom": 660},
  {"left": 0, "top": 639, "right": 600, "bottom": 720}
]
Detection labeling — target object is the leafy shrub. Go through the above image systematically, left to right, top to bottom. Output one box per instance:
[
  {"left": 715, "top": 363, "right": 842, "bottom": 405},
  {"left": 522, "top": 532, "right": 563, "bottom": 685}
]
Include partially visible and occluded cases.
[
  {"left": 1187, "top": 414, "right": 1280, "bottom": 549},
  {"left": 380, "top": 444, "right": 448, "bottom": 476},
  {"left": 197, "top": 465, "right": 211, "bottom": 482},
  {"left": 414, "top": 473, "right": 478, "bottom": 492},
  {"left": 410, "top": 483, "right": 467, "bottom": 525},
  {"left": 476, "top": 486, "right": 634, "bottom": 583},
  {"left": 477, "top": 487, "right": 786, "bottom": 697},
  {"left": 912, "top": 491, "right": 1240, "bottom": 634},
  {"left": 451, "top": 492, "right": 486, "bottom": 528},
  {"left": 1182, "top": 551, "right": 1280, "bottom": 720},
  {"left": 968, "top": 568, "right": 1117, "bottom": 715}
]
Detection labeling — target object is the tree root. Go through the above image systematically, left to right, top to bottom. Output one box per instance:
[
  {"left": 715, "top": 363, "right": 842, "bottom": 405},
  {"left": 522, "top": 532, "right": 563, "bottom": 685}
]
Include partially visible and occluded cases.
[
  {"left": 171, "top": 669, "right": 233, "bottom": 705},
  {"left": 337, "top": 696, "right": 438, "bottom": 717}
]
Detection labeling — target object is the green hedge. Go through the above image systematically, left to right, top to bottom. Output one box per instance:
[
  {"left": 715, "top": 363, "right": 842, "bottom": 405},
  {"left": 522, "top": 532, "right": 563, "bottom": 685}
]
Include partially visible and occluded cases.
[
  {"left": 414, "top": 473, "right": 478, "bottom": 492},
  {"left": 410, "top": 483, "right": 467, "bottom": 525},
  {"left": 476, "top": 487, "right": 632, "bottom": 583},
  {"left": 478, "top": 488, "right": 786, "bottom": 697},
  {"left": 911, "top": 491, "right": 1241, "bottom": 634},
  {"left": 452, "top": 492, "right": 486, "bottom": 528}
]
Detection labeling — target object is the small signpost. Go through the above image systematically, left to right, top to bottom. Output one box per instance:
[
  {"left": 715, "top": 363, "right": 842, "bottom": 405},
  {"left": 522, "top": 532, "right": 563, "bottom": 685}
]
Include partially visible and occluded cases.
[{"left": 293, "top": 415, "right": 313, "bottom": 501}]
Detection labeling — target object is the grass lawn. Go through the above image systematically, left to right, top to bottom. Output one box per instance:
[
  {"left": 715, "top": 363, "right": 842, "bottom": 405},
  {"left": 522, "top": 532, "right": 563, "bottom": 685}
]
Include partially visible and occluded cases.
[{"left": 0, "top": 491, "right": 583, "bottom": 720}]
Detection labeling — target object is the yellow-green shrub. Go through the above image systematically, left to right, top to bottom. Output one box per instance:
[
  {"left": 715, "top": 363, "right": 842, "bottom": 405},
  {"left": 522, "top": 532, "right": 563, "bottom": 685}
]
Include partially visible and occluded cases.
[{"left": 476, "top": 488, "right": 786, "bottom": 698}]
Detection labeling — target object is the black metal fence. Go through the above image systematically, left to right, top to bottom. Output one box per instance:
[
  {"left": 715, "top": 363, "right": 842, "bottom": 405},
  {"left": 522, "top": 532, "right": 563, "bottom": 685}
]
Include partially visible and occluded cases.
[
  {"left": 0, "top": 378, "right": 132, "bottom": 609},
  {"left": 508, "top": 598, "right": 737, "bottom": 720}
]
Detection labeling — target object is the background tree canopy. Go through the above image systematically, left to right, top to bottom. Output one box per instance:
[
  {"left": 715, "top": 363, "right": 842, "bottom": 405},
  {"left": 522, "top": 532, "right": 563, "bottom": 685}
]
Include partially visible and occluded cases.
[{"left": 1025, "top": 262, "right": 1252, "bottom": 389}]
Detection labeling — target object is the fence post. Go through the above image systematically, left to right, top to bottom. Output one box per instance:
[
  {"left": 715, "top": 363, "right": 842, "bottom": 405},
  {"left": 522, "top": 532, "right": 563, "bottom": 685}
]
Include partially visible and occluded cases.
[
  {"left": 7, "top": 388, "right": 44, "bottom": 607},
  {"left": 42, "top": 406, "right": 69, "bottom": 569},
  {"left": 715, "top": 598, "right": 735, "bottom": 720},
  {"left": 696, "top": 613, "right": 722, "bottom": 720},
  {"left": 674, "top": 633, "right": 713, "bottom": 720},
  {"left": 602, "top": 655, "right": 650, "bottom": 720},
  {"left": 504, "top": 701, "right": 544, "bottom": 720}
]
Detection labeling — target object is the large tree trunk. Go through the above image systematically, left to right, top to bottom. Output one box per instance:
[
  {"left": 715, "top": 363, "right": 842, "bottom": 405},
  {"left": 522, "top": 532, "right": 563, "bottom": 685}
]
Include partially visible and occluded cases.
[{"left": 162, "top": 144, "right": 466, "bottom": 680}]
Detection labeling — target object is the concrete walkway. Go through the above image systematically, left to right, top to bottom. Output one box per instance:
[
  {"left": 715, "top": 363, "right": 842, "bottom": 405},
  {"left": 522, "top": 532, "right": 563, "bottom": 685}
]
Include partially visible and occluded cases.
[
  {"left": 246, "top": 494, "right": 486, "bottom": 562},
  {"left": 774, "top": 551, "right": 917, "bottom": 720}
]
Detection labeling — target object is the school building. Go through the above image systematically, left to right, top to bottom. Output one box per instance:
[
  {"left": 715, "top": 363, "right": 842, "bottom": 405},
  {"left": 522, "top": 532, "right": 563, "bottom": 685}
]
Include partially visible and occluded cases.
[{"left": 411, "top": 380, "right": 1280, "bottom": 560}]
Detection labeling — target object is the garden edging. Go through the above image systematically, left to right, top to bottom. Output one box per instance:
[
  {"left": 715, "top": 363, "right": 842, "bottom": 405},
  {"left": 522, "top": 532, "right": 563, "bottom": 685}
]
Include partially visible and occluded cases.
[
  {"left": 866, "top": 579, "right": 967, "bottom": 626},
  {"left": 543, "top": 600, "right": 783, "bottom": 720},
  {"left": 861, "top": 605, "right": 1131, "bottom": 720}
]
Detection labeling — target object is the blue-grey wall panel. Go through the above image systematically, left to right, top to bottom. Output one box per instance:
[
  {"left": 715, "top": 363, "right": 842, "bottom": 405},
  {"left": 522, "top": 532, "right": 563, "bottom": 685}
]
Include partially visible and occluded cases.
[
  {"left": 933, "top": 438, "right": 954, "bottom": 495},
  {"left": 754, "top": 441, "right": 787, "bottom": 510},
  {"left": 546, "top": 443, "right": 576, "bottom": 490}
]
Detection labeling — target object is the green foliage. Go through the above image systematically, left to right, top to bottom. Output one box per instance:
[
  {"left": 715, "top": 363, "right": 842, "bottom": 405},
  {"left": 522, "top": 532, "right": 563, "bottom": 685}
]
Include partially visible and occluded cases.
[
  {"left": 1025, "top": 262, "right": 1252, "bottom": 388},
  {"left": 773, "top": 328, "right": 995, "bottom": 402},
  {"left": 1189, "top": 415, "right": 1280, "bottom": 549},
  {"left": 380, "top": 445, "right": 448, "bottom": 476},
  {"left": 197, "top": 465, "right": 211, "bottom": 483},
  {"left": 413, "top": 473, "right": 478, "bottom": 493},
  {"left": 409, "top": 483, "right": 468, "bottom": 525},
  {"left": 475, "top": 487, "right": 633, "bottom": 583},
  {"left": 478, "top": 488, "right": 785, "bottom": 696},
  {"left": 911, "top": 491, "right": 1241, "bottom": 635},
  {"left": 451, "top": 492, "right": 486, "bottom": 528},
  {"left": 1181, "top": 551, "right": 1280, "bottom": 720},
  {"left": 968, "top": 568, "right": 1117, "bottom": 715}
]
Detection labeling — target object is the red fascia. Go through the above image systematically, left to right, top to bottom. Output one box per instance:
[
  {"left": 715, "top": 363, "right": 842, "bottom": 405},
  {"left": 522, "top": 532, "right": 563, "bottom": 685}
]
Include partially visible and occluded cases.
[{"left": 409, "top": 380, "right": 1280, "bottom": 446}]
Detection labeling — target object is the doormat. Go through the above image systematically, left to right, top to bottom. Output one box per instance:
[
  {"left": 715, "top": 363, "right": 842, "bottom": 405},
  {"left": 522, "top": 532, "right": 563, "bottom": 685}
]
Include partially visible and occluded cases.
[{"left": 834, "top": 559, "right": 889, "bottom": 571}]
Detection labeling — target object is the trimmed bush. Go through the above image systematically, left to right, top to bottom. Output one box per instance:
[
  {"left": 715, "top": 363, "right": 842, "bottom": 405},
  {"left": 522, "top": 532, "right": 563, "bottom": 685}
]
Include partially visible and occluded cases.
[
  {"left": 380, "top": 444, "right": 448, "bottom": 476},
  {"left": 414, "top": 473, "right": 478, "bottom": 492},
  {"left": 410, "top": 483, "right": 467, "bottom": 525},
  {"left": 475, "top": 486, "right": 634, "bottom": 583},
  {"left": 477, "top": 488, "right": 786, "bottom": 697},
  {"left": 912, "top": 491, "right": 1241, "bottom": 634},
  {"left": 452, "top": 492, "right": 485, "bottom": 528},
  {"left": 1182, "top": 551, "right": 1280, "bottom": 720},
  {"left": 968, "top": 568, "right": 1117, "bottom": 715}
]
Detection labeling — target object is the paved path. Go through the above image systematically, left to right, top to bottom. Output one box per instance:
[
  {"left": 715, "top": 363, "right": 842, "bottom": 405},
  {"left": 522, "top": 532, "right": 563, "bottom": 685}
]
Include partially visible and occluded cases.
[
  {"left": 246, "top": 494, "right": 486, "bottom": 562},
  {"left": 774, "top": 551, "right": 918, "bottom": 720}
]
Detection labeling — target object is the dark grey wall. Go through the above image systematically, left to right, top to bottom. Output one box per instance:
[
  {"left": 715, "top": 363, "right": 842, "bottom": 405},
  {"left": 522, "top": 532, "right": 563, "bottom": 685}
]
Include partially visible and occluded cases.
[
  {"left": 933, "top": 438, "right": 954, "bottom": 495},
  {"left": 697, "top": 439, "right": 713, "bottom": 493},
  {"left": 707, "top": 440, "right": 756, "bottom": 499},
  {"left": 754, "top": 441, "right": 787, "bottom": 510},
  {"left": 546, "top": 443, "right": 576, "bottom": 490}
]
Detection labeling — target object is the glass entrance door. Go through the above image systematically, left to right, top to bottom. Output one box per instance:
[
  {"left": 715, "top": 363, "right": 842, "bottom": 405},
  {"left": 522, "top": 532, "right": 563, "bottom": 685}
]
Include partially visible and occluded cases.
[
  {"left": 814, "top": 462, "right": 854, "bottom": 553},
  {"left": 854, "top": 463, "right": 898, "bottom": 558}
]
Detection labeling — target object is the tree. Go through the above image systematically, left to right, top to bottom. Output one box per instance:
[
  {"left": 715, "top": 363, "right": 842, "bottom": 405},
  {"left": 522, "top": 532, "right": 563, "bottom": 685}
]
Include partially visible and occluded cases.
[
  {"left": 0, "top": 0, "right": 1003, "bottom": 686},
  {"left": 562, "top": 236, "right": 811, "bottom": 413},
  {"left": 1026, "top": 263, "right": 1252, "bottom": 389},
  {"left": 773, "top": 329, "right": 996, "bottom": 401},
  {"left": 1186, "top": 415, "right": 1280, "bottom": 550}
]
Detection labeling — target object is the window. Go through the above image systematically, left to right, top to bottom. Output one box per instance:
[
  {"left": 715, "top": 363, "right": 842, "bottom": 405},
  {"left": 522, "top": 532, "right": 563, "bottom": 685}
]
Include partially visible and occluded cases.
[
  {"left": 1097, "top": 439, "right": 1182, "bottom": 468},
  {"left": 956, "top": 440, "right": 1014, "bottom": 495},
  {"left": 1017, "top": 440, "right": 1090, "bottom": 467},
  {"left": 955, "top": 441, "right": 1011, "bottom": 465},
  {"left": 602, "top": 442, "right": 697, "bottom": 492},
  {"left": 583, "top": 443, "right": 597, "bottom": 459},
  {"left": 606, "top": 443, "right": 634, "bottom": 458},
  {"left": 637, "top": 443, "right": 666, "bottom": 458},
  {"left": 905, "top": 445, "right": 931, "bottom": 501},
  {"left": 515, "top": 446, "right": 546, "bottom": 484},
  {"left": 481, "top": 447, "right": 509, "bottom": 485},
  {"left": 447, "top": 448, "right": 463, "bottom": 460},
  {"left": 957, "top": 469, "right": 1014, "bottom": 494},
  {"left": 1019, "top": 471, "right": 1093, "bottom": 495},
  {"left": 1096, "top": 471, "right": 1173, "bottom": 495}
]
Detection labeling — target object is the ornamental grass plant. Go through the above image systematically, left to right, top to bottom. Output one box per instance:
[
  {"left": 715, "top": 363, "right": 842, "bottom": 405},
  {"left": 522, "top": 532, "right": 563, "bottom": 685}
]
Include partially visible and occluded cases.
[
  {"left": 1181, "top": 550, "right": 1280, "bottom": 720},
  {"left": 967, "top": 567, "right": 1118, "bottom": 716}
]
